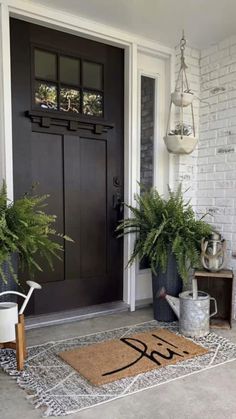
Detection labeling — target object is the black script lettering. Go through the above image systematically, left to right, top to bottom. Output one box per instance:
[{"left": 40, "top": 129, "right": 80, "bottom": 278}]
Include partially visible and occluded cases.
[
  {"left": 102, "top": 334, "right": 185, "bottom": 377},
  {"left": 152, "top": 334, "right": 179, "bottom": 348},
  {"left": 102, "top": 337, "right": 151, "bottom": 376}
]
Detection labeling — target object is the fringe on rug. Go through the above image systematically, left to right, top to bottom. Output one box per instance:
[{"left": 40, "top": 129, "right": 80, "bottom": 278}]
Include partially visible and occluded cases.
[{"left": 0, "top": 349, "right": 69, "bottom": 417}]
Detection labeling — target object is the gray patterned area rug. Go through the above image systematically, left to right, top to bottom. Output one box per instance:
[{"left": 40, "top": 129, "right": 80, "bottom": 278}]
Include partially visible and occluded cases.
[{"left": 1, "top": 320, "right": 236, "bottom": 417}]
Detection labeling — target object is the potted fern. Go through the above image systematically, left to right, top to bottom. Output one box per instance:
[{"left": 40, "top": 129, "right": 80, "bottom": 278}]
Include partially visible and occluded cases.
[
  {"left": 0, "top": 181, "right": 73, "bottom": 299},
  {"left": 117, "top": 185, "right": 212, "bottom": 321}
]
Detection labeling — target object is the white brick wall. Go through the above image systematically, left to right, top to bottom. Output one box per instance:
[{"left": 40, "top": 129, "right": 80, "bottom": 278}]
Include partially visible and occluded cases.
[
  {"left": 174, "top": 35, "right": 236, "bottom": 317},
  {"left": 198, "top": 35, "right": 236, "bottom": 317}
]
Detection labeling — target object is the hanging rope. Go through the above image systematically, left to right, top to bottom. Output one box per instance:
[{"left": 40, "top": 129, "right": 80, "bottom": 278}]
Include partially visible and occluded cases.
[{"left": 175, "top": 31, "right": 190, "bottom": 93}]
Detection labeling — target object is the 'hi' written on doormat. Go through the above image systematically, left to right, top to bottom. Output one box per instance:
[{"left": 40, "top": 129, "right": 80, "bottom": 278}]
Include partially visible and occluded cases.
[{"left": 59, "top": 328, "right": 208, "bottom": 386}]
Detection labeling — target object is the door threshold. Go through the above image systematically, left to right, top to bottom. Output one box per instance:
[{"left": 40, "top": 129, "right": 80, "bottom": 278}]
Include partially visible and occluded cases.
[{"left": 25, "top": 301, "right": 129, "bottom": 330}]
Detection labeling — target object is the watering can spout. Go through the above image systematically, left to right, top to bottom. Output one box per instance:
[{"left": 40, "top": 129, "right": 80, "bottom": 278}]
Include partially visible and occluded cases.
[
  {"left": 158, "top": 287, "right": 180, "bottom": 318},
  {"left": 165, "top": 295, "right": 180, "bottom": 318}
]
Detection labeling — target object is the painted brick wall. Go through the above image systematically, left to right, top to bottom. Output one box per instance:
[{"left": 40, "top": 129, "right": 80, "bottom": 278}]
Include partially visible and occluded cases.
[
  {"left": 174, "top": 35, "right": 236, "bottom": 317},
  {"left": 197, "top": 36, "right": 236, "bottom": 317}
]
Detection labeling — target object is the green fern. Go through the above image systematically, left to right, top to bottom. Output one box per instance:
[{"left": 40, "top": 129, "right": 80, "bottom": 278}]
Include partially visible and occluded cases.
[
  {"left": 0, "top": 181, "right": 73, "bottom": 284},
  {"left": 117, "top": 185, "right": 213, "bottom": 284}
]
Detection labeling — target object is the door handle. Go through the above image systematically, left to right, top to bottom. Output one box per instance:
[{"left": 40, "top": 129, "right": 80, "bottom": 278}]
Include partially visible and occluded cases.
[{"left": 113, "top": 193, "right": 124, "bottom": 221}]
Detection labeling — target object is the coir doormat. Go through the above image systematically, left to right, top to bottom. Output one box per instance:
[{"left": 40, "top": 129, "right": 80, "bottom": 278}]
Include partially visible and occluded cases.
[
  {"left": 1, "top": 321, "right": 236, "bottom": 417},
  {"left": 59, "top": 328, "right": 208, "bottom": 386}
]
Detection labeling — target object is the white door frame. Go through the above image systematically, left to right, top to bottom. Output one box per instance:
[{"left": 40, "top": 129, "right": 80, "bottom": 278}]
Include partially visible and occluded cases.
[
  {"left": 0, "top": 0, "right": 174, "bottom": 311},
  {"left": 135, "top": 50, "right": 172, "bottom": 302}
]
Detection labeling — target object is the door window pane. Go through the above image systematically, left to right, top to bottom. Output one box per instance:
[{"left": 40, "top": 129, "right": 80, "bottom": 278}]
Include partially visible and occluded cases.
[
  {"left": 35, "top": 50, "right": 57, "bottom": 80},
  {"left": 60, "top": 56, "right": 80, "bottom": 85},
  {"left": 83, "top": 62, "right": 102, "bottom": 90},
  {"left": 35, "top": 81, "right": 57, "bottom": 110},
  {"left": 60, "top": 88, "right": 80, "bottom": 113},
  {"left": 83, "top": 91, "right": 103, "bottom": 116}
]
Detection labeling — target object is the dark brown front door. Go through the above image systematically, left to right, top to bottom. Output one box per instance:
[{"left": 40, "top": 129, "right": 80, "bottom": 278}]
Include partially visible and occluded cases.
[{"left": 10, "top": 19, "right": 124, "bottom": 315}]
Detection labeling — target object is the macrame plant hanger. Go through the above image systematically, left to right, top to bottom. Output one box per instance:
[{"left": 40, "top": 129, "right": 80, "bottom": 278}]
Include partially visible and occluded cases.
[{"left": 164, "top": 31, "right": 198, "bottom": 154}]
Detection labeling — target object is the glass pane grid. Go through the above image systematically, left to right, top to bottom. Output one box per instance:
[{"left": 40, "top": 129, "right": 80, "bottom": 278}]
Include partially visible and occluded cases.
[{"left": 34, "top": 48, "right": 104, "bottom": 117}]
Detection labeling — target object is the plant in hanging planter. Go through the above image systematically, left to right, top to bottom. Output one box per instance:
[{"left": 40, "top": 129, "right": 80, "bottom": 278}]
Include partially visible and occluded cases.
[
  {"left": 164, "top": 123, "right": 198, "bottom": 155},
  {"left": 168, "top": 123, "right": 193, "bottom": 137},
  {"left": 0, "top": 181, "right": 73, "bottom": 293},
  {"left": 116, "top": 185, "right": 213, "bottom": 321}
]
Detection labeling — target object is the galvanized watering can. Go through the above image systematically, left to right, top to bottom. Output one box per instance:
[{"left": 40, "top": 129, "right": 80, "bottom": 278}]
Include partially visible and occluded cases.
[
  {"left": 160, "top": 279, "right": 217, "bottom": 337},
  {"left": 0, "top": 281, "right": 42, "bottom": 343}
]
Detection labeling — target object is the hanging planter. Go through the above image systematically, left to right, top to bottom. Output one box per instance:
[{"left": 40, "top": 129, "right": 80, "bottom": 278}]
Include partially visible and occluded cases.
[
  {"left": 164, "top": 32, "right": 198, "bottom": 155},
  {"left": 171, "top": 91, "right": 194, "bottom": 107},
  {"left": 164, "top": 122, "right": 198, "bottom": 154},
  {"left": 164, "top": 135, "right": 198, "bottom": 155}
]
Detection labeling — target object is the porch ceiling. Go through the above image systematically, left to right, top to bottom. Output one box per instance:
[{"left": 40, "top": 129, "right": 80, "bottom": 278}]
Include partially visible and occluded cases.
[{"left": 29, "top": 0, "right": 236, "bottom": 49}]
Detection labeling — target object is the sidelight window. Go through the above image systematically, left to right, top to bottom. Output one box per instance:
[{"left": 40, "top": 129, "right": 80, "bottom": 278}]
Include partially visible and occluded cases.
[
  {"left": 33, "top": 48, "right": 104, "bottom": 117},
  {"left": 139, "top": 75, "right": 155, "bottom": 270},
  {"left": 140, "top": 75, "right": 155, "bottom": 190}
]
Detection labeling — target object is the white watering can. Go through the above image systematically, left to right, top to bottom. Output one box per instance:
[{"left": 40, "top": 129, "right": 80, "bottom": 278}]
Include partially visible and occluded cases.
[
  {"left": 159, "top": 279, "right": 217, "bottom": 337},
  {"left": 0, "top": 281, "right": 42, "bottom": 343}
]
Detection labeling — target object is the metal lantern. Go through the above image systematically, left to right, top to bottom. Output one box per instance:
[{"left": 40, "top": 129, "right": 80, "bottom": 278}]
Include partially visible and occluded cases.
[
  {"left": 164, "top": 31, "right": 198, "bottom": 154},
  {"left": 201, "top": 233, "right": 227, "bottom": 272}
]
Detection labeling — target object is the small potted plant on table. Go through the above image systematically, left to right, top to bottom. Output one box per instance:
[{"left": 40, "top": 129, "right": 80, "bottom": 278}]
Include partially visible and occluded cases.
[{"left": 117, "top": 185, "right": 212, "bottom": 321}]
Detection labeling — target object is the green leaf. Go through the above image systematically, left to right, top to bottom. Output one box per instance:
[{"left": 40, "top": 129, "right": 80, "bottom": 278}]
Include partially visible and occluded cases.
[{"left": 0, "top": 181, "right": 74, "bottom": 285}]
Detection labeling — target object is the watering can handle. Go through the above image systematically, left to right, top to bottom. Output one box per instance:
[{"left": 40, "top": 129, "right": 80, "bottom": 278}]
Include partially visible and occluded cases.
[
  {"left": 0, "top": 281, "right": 42, "bottom": 315},
  {"left": 19, "top": 281, "right": 42, "bottom": 315},
  {"left": 209, "top": 297, "right": 218, "bottom": 318}
]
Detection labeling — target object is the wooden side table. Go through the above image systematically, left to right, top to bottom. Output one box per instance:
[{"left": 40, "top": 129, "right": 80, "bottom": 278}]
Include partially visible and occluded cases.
[
  {"left": 194, "top": 270, "right": 233, "bottom": 329},
  {"left": 0, "top": 314, "right": 27, "bottom": 370}
]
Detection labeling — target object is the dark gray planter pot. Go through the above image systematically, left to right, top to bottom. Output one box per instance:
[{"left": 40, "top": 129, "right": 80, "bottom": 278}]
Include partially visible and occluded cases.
[
  {"left": 152, "top": 252, "right": 182, "bottom": 322},
  {"left": 0, "top": 255, "right": 18, "bottom": 303}
]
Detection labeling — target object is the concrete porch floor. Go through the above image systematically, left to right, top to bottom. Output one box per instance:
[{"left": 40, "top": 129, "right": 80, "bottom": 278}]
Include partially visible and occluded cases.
[{"left": 1, "top": 308, "right": 236, "bottom": 419}]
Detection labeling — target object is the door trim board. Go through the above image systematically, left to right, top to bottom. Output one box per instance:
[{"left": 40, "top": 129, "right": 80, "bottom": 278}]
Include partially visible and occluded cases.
[{"left": 25, "top": 301, "right": 129, "bottom": 330}]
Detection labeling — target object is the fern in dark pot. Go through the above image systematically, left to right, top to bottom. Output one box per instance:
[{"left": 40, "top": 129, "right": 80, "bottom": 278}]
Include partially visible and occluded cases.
[
  {"left": 0, "top": 181, "right": 73, "bottom": 300},
  {"left": 117, "top": 185, "right": 213, "bottom": 321}
]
